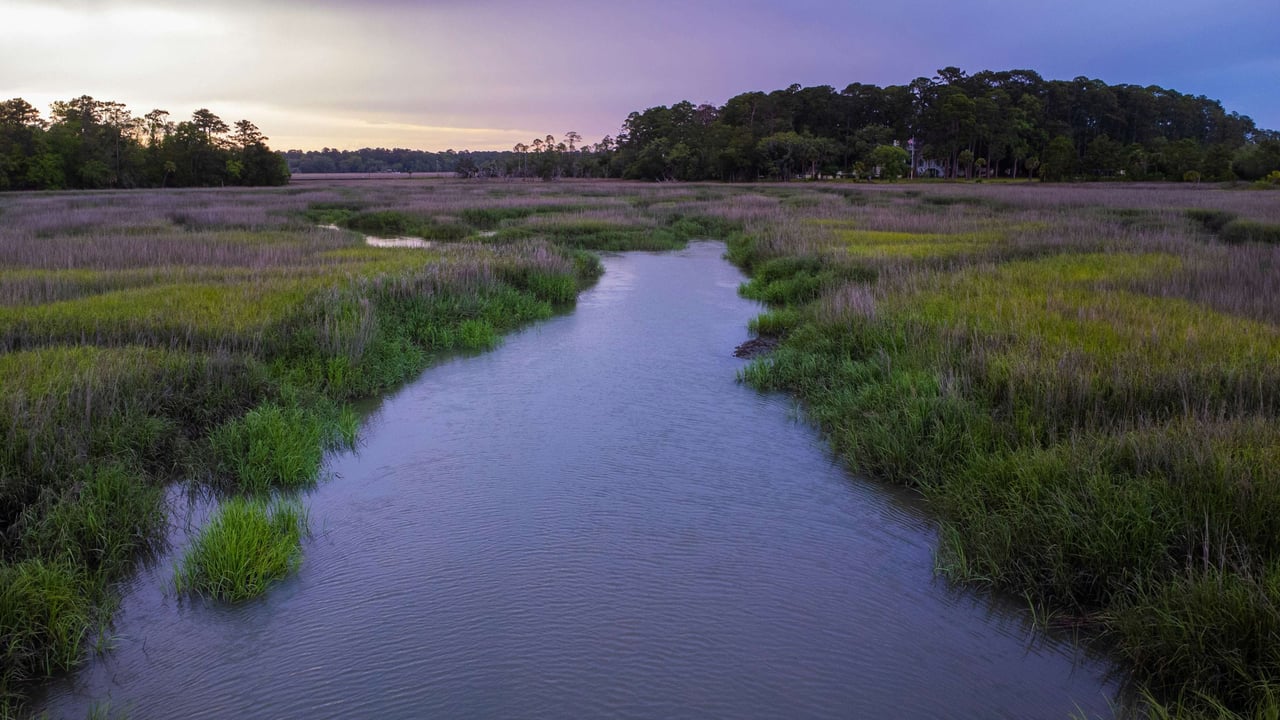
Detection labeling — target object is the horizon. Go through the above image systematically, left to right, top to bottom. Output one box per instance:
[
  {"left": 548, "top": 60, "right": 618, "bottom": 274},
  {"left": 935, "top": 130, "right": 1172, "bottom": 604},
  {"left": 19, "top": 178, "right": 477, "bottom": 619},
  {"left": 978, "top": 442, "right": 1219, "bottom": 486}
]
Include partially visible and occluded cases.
[{"left": 3, "top": 1, "right": 1278, "bottom": 152}]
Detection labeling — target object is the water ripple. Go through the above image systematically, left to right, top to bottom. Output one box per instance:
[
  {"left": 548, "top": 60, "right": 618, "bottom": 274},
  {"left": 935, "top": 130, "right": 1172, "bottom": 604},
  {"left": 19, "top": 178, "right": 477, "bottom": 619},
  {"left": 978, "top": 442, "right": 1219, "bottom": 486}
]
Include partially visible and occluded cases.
[{"left": 36, "top": 243, "right": 1122, "bottom": 720}]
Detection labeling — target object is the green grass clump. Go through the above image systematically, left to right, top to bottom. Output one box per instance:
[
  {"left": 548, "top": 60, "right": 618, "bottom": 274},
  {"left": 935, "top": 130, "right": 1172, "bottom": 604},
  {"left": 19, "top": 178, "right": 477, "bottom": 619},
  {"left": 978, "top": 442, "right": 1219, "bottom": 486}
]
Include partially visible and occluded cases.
[
  {"left": 919, "top": 194, "right": 1007, "bottom": 210},
  {"left": 302, "top": 201, "right": 365, "bottom": 226},
  {"left": 456, "top": 205, "right": 586, "bottom": 229},
  {"left": 1098, "top": 207, "right": 1164, "bottom": 231},
  {"left": 1186, "top": 208, "right": 1239, "bottom": 234},
  {"left": 342, "top": 210, "right": 471, "bottom": 241},
  {"left": 486, "top": 212, "right": 735, "bottom": 252},
  {"left": 1219, "top": 219, "right": 1280, "bottom": 244},
  {"left": 494, "top": 223, "right": 682, "bottom": 251},
  {"left": 739, "top": 255, "right": 875, "bottom": 305},
  {"left": 497, "top": 265, "right": 579, "bottom": 304},
  {"left": 748, "top": 307, "right": 804, "bottom": 336},
  {"left": 456, "top": 319, "right": 498, "bottom": 351},
  {"left": 210, "top": 402, "right": 356, "bottom": 493},
  {"left": 20, "top": 464, "right": 166, "bottom": 578},
  {"left": 173, "top": 497, "right": 307, "bottom": 602},
  {"left": 0, "top": 559, "right": 99, "bottom": 714}
]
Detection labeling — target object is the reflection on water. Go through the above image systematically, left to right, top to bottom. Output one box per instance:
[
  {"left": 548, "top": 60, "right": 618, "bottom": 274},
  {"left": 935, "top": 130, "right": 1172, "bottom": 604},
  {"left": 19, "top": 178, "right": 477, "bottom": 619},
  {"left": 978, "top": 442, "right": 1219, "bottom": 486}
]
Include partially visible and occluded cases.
[{"left": 37, "top": 242, "right": 1126, "bottom": 719}]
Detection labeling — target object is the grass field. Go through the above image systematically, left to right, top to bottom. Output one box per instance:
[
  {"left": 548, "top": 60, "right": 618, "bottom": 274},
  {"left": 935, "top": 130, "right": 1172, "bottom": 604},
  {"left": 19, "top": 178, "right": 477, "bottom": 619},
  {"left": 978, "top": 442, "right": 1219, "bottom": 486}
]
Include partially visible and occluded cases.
[
  {"left": 2, "top": 177, "right": 1278, "bottom": 717},
  {"left": 0, "top": 180, "right": 702, "bottom": 714},
  {"left": 731, "top": 181, "right": 1280, "bottom": 718}
]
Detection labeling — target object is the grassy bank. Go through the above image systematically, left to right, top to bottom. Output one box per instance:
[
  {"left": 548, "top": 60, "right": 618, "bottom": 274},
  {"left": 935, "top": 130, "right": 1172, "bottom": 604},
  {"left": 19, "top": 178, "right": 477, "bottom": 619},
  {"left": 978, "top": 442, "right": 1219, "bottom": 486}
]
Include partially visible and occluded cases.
[
  {"left": 5, "top": 177, "right": 1277, "bottom": 717},
  {"left": 0, "top": 179, "right": 727, "bottom": 715},
  {"left": 730, "top": 182, "right": 1280, "bottom": 717}
]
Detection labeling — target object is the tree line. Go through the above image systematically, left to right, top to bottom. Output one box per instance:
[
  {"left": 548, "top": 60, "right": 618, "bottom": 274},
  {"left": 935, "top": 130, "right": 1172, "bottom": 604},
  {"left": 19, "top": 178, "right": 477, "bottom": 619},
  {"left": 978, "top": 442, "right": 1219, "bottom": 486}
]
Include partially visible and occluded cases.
[
  {"left": 607, "top": 67, "right": 1280, "bottom": 182},
  {"left": 8, "top": 68, "right": 1279, "bottom": 190},
  {"left": 285, "top": 68, "right": 1280, "bottom": 185},
  {"left": 0, "top": 96, "right": 290, "bottom": 191},
  {"left": 285, "top": 131, "right": 618, "bottom": 181}
]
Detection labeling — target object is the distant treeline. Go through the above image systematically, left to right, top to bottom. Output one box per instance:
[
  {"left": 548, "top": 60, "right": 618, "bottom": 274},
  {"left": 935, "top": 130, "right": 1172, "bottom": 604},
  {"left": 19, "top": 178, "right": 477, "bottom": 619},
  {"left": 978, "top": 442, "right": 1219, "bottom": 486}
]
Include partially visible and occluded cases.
[
  {"left": 608, "top": 67, "right": 1280, "bottom": 182},
  {"left": 9, "top": 68, "right": 1280, "bottom": 190},
  {"left": 286, "top": 68, "right": 1280, "bottom": 184},
  {"left": 0, "top": 96, "right": 289, "bottom": 190},
  {"left": 285, "top": 132, "right": 615, "bottom": 180},
  {"left": 285, "top": 147, "right": 500, "bottom": 174}
]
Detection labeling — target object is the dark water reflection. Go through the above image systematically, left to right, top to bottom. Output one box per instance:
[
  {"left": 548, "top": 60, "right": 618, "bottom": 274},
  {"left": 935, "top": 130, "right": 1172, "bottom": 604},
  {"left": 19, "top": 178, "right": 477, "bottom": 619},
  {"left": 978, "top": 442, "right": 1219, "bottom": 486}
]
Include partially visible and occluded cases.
[{"left": 38, "top": 242, "right": 1124, "bottom": 719}]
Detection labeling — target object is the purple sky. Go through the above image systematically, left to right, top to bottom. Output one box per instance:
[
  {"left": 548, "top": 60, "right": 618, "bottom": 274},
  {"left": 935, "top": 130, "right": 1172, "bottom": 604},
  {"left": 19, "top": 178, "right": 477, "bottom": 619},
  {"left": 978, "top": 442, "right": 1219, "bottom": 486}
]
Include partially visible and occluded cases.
[{"left": 2, "top": 0, "right": 1277, "bottom": 150}]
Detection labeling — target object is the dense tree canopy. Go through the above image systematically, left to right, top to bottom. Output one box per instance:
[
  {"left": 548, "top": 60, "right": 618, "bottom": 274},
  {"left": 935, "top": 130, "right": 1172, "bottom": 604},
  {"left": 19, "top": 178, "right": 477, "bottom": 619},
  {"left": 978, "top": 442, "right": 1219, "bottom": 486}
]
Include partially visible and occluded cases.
[
  {"left": 607, "top": 68, "right": 1279, "bottom": 182},
  {"left": 10, "top": 69, "right": 1277, "bottom": 190},
  {"left": 282, "top": 69, "right": 1279, "bottom": 184},
  {"left": 0, "top": 96, "right": 289, "bottom": 191},
  {"left": 284, "top": 132, "right": 618, "bottom": 181}
]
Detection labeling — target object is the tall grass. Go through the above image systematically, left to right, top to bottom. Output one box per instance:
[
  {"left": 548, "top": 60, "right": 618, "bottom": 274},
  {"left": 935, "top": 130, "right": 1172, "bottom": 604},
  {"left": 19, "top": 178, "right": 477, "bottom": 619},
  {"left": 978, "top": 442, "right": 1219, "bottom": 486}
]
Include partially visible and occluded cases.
[
  {"left": 0, "top": 179, "right": 727, "bottom": 713},
  {"left": 732, "top": 180, "right": 1280, "bottom": 717},
  {"left": 209, "top": 402, "right": 356, "bottom": 494},
  {"left": 173, "top": 497, "right": 307, "bottom": 602}
]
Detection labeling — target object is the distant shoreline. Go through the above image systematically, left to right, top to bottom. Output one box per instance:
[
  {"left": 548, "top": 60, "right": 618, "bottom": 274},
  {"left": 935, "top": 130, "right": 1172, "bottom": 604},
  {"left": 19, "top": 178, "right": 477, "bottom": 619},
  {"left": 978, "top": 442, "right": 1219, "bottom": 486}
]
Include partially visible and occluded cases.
[{"left": 290, "top": 172, "right": 457, "bottom": 181}]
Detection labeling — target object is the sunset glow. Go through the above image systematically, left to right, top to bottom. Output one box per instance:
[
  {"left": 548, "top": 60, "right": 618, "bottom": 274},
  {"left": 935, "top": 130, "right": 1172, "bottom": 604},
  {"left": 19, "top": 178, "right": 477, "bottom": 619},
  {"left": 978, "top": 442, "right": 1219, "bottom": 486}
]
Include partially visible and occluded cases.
[{"left": 2, "top": 0, "right": 1277, "bottom": 150}]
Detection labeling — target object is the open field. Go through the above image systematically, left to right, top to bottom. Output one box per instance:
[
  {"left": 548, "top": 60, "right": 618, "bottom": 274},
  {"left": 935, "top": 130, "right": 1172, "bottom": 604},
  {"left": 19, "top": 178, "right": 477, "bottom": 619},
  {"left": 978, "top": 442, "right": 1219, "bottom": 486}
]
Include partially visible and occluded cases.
[{"left": 1, "top": 178, "right": 1279, "bottom": 717}]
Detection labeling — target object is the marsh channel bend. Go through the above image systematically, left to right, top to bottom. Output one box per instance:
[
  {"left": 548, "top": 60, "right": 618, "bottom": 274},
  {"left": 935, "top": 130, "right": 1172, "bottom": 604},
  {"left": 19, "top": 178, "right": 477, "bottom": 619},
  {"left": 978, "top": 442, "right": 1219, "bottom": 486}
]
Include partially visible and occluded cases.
[{"left": 38, "top": 242, "right": 1123, "bottom": 719}]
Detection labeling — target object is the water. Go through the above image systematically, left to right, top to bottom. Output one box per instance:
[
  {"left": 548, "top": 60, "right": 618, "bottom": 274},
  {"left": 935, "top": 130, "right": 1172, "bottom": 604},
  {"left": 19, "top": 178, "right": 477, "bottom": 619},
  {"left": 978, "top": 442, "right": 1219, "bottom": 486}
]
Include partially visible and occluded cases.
[{"left": 38, "top": 242, "right": 1124, "bottom": 719}]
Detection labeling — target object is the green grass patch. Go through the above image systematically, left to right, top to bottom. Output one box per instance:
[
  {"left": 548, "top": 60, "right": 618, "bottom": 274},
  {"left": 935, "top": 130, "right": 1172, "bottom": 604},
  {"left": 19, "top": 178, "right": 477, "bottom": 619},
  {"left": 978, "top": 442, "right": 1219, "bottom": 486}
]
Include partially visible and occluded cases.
[
  {"left": 456, "top": 205, "right": 588, "bottom": 229},
  {"left": 1097, "top": 207, "right": 1164, "bottom": 231},
  {"left": 1185, "top": 208, "right": 1239, "bottom": 234},
  {"left": 354, "top": 210, "right": 470, "bottom": 241},
  {"left": 1220, "top": 219, "right": 1280, "bottom": 244},
  {"left": 833, "top": 228, "right": 1006, "bottom": 261},
  {"left": 739, "top": 255, "right": 876, "bottom": 305},
  {"left": 210, "top": 402, "right": 356, "bottom": 493},
  {"left": 19, "top": 463, "right": 166, "bottom": 578},
  {"left": 173, "top": 497, "right": 307, "bottom": 602},
  {"left": 0, "top": 559, "right": 94, "bottom": 710}
]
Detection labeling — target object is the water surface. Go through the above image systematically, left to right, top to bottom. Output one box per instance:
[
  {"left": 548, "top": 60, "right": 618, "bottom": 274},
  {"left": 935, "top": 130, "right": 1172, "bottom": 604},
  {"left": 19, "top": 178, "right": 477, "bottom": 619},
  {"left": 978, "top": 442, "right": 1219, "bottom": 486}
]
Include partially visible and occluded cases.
[{"left": 39, "top": 242, "right": 1123, "bottom": 719}]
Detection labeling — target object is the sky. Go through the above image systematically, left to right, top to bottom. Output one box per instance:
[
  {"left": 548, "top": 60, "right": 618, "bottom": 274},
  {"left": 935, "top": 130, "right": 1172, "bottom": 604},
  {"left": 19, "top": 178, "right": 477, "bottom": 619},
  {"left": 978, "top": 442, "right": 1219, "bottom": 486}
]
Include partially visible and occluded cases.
[{"left": 2, "top": 0, "right": 1278, "bottom": 151}]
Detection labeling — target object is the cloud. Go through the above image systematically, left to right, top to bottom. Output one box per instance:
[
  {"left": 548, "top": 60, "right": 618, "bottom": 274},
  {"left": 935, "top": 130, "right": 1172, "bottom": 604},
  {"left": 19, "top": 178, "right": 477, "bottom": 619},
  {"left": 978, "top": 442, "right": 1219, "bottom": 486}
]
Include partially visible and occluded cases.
[{"left": 1, "top": 0, "right": 1276, "bottom": 150}]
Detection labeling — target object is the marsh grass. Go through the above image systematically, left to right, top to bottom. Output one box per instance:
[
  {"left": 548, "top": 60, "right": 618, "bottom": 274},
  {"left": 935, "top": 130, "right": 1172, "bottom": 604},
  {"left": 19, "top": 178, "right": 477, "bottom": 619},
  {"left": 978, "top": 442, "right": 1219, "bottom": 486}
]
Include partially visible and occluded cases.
[
  {"left": 15, "top": 178, "right": 1274, "bottom": 715},
  {"left": 0, "top": 181, "right": 654, "bottom": 711},
  {"left": 733, "top": 181, "right": 1280, "bottom": 717},
  {"left": 1220, "top": 219, "right": 1280, "bottom": 245},
  {"left": 209, "top": 402, "right": 356, "bottom": 493},
  {"left": 173, "top": 497, "right": 307, "bottom": 602},
  {"left": 0, "top": 560, "right": 92, "bottom": 698}
]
